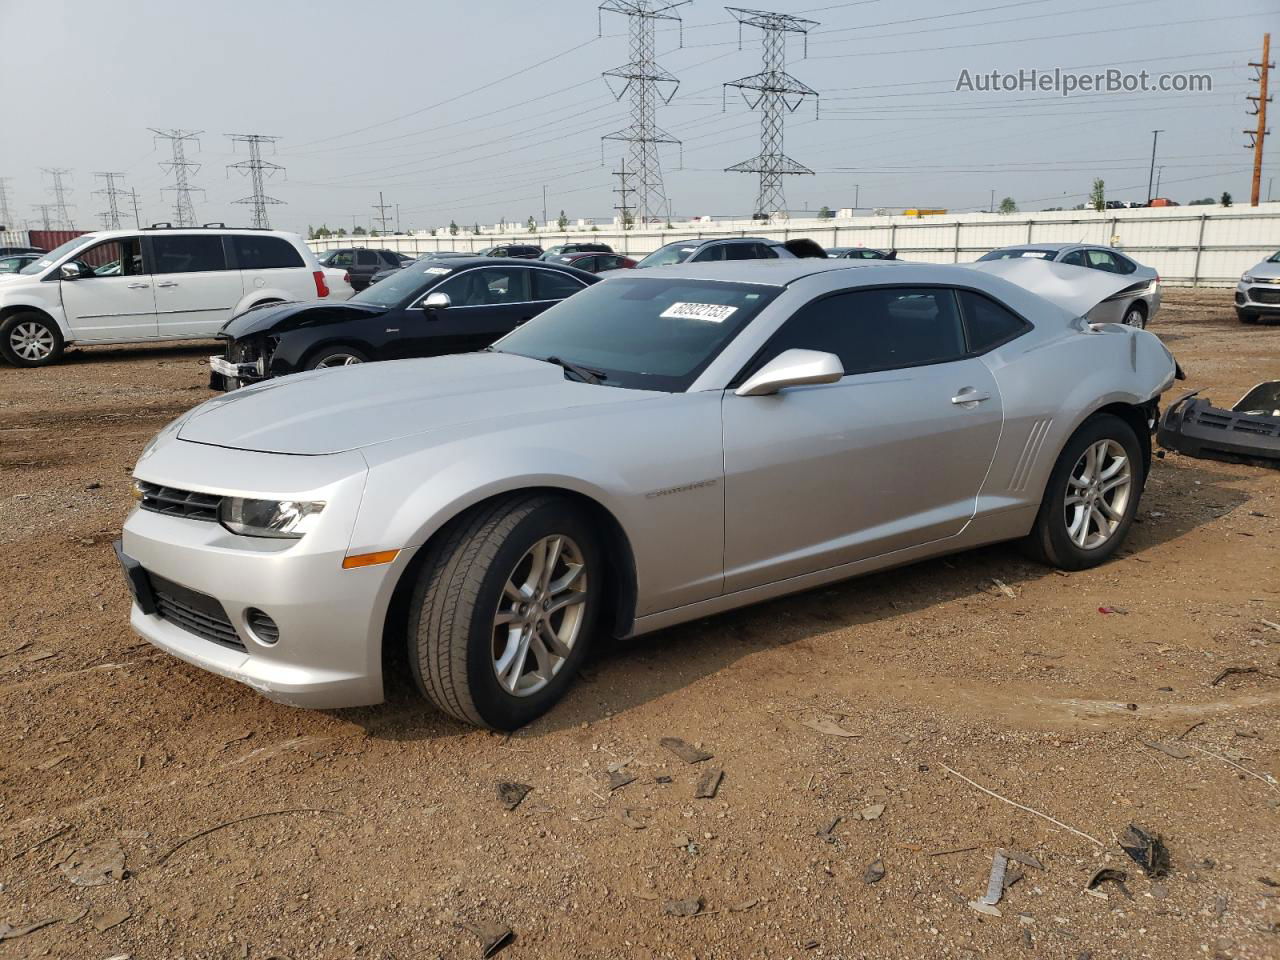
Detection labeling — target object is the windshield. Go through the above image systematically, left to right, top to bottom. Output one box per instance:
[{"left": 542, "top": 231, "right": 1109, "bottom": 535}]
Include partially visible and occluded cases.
[
  {"left": 19, "top": 235, "right": 97, "bottom": 275},
  {"left": 635, "top": 241, "right": 699, "bottom": 269},
  {"left": 977, "top": 248, "right": 1053, "bottom": 261},
  {"left": 1269, "top": 251, "right": 1280, "bottom": 263},
  {"left": 350, "top": 260, "right": 452, "bottom": 306},
  {"left": 492, "top": 276, "right": 779, "bottom": 391}
]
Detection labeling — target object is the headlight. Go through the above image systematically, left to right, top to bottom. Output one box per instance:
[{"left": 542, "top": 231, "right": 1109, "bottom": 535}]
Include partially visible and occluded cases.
[
  {"left": 1241, "top": 274, "right": 1254, "bottom": 283},
  {"left": 218, "top": 498, "right": 325, "bottom": 539}
]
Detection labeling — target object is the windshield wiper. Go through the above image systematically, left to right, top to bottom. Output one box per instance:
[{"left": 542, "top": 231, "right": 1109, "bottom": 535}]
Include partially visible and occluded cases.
[{"left": 543, "top": 355, "right": 606, "bottom": 385}]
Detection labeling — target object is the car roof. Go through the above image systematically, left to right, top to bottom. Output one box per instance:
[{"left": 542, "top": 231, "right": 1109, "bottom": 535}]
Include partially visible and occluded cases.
[{"left": 411, "top": 256, "right": 594, "bottom": 274}]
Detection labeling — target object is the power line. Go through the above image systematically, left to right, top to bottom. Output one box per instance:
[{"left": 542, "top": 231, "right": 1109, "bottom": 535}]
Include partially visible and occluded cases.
[
  {"left": 600, "top": 1, "right": 690, "bottom": 225},
  {"left": 724, "top": 7, "right": 820, "bottom": 219},
  {"left": 151, "top": 129, "right": 204, "bottom": 227},
  {"left": 227, "top": 133, "right": 285, "bottom": 229},
  {"left": 42, "top": 168, "right": 74, "bottom": 229},
  {"left": 92, "top": 172, "right": 130, "bottom": 230}
]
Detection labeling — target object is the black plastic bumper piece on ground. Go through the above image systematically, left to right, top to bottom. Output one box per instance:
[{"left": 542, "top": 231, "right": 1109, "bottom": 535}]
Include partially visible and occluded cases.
[{"left": 1157, "top": 388, "right": 1280, "bottom": 470}]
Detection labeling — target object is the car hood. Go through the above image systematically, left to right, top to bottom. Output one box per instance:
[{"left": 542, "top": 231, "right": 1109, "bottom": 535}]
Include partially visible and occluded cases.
[
  {"left": 966, "top": 258, "right": 1151, "bottom": 318},
  {"left": 1245, "top": 259, "right": 1280, "bottom": 280},
  {"left": 219, "top": 300, "right": 385, "bottom": 339},
  {"left": 177, "top": 352, "right": 648, "bottom": 455}
]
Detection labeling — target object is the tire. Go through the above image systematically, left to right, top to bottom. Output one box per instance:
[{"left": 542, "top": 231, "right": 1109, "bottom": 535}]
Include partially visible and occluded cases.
[
  {"left": 1122, "top": 302, "right": 1147, "bottom": 329},
  {"left": 1236, "top": 309, "right": 1258, "bottom": 325},
  {"left": 0, "top": 312, "right": 64, "bottom": 367},
  {"left": 305, "top": 345, "right": 369, "bottom": 370},
  {"left": 1023, "top": 413, "right": 1145, "bottom": 571},
  {"left": 408, "top": 494, "right": 604, "bottom": 730}
]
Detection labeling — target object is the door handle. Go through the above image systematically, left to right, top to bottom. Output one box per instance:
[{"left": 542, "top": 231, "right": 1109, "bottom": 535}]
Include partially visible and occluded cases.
[
  {"left": 157, "top": 281, "right": 179, "bottom": 288},
  {"left": 126, "top": 282, "right": 149, "bottom": 289},
  {"left": 951, "top": 389, "right": 991, "bottom": 405}
]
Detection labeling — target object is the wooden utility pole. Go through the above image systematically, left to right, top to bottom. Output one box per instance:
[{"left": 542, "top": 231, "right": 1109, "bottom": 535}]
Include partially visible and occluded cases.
[{"left": 1247, "top": 33, "right": 1272, "bottom": 207}]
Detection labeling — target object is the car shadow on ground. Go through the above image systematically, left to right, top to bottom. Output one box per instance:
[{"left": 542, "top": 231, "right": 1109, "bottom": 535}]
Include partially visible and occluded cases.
[
  {"left": 58, "top": 342, "right": 215, "bottom": 366},
  {"left": 351, "top": 457, "right": 1252, "bottom": 743}
]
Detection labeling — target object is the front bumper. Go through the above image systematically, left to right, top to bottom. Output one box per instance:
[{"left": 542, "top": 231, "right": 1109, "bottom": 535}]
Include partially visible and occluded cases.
[
  {"left": 1235, "top": 281, "right": 1280, "bottom": 312},
  {"left": 209, "top": 355, "right": 266, "bottom": 392},
  {"left": 120, "top": 442, "right": 414, "bottom": 708}
]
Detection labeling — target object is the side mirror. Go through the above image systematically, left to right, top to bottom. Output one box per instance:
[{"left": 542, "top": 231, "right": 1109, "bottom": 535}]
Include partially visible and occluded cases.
[
  {"left": 59, "top": 263, "right": 82, "bottom": 280},
  {"left": 422, "top": 291, "right": 451, "bottom": 313},
  {"left": 735, "top": 348, "right": 844, "bottom": 397}
]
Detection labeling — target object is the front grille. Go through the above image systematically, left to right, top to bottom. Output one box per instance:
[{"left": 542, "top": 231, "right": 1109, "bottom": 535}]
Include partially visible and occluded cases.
[
  {"left": 1248, "top": 286, "right": 1280, "bottom": 305},
  {"left": 137, "top": 481, "right": 222, "bottom": 522},
  {"left": 150, "top": 574, "right": 245, "bottom": 651}
]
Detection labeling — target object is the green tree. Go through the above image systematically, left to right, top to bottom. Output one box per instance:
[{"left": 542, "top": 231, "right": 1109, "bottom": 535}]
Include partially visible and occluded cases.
[
  {"left": 1089, "top": 179, "right": 1105, "bottom": 213},
  {"left": 1220, "top": 191, "right": 1232, "bottom": 207},
  {"left": 998, "top": 196, "right": 1018, "bottom": 214},
  {"left": 818, "top": 205, "right": 834, "bottom": 219},
  {"left": 557, "top": 209, "right": 568, "bottom": 230},
  {"left": 527, "top": 216, "right": 537, "bottom": 233},
  {"left": 448, "top": 220, "right": 459, "bottom": 236},
  {"left": 473, "top": 222, "right": 481, "bottom": 234},
  {"left": 306, "top": 224, "right": 315, "bottom": 239},
  {"left": 590, "top": 224, "right": 599, "bottom": 232},
  {"left": 352, "top": 225, "right": 367, "bottom": 236},
  {"left": 336, "top": 227, "right": 347, "bottom": 237}
]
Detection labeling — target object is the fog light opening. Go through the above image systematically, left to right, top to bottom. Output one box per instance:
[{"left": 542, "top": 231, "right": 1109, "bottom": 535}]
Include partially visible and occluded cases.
[{"left": 245, "top": 608, "right": 280, "bottom": 645}]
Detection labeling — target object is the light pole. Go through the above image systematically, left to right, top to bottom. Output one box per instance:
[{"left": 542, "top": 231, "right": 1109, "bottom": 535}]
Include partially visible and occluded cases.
[
  {"left": 1146, "top": 130, "right": 1164, "bottom": 205},
  {"left": 1155, "top": 166, "right": 1164, "bottom": 196}
]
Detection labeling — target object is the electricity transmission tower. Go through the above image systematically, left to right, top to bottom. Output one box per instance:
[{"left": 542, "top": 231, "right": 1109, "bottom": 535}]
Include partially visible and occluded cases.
[
  {"left": 600, "top": 1, "right": 689, "bottom": 226},
  {"left": 723, "top": 7, "right": 820, "bottom": 220},
  {"left": 1246, "top": 32, "right": 1272, "bottom": 207},
  {"left": 151, "top": 129, "right": 204, "bottom": 227},
  {"left": 227, "top": 134, "right": 285, "bottom": 229},
  {"left": 613, "top": 157, "right": 635, "bottom": 232},
  {"left": 42, "top": 168, "right": 75, "bottom": 228},
  {"left": 93, "top": 172, "right": 130, "bottom": 230},
  {"left": 0, "top": 177, "right": 14, "bottom": 229},
  {"left": 372, "top": 191, "right": 393, "bottom": 234},
  {"left": 31, "top": 204, "right": 55, "bottom": 231}
]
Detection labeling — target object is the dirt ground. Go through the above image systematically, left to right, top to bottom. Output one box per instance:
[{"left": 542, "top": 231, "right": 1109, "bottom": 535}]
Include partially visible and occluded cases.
[{"left": 1, "top": 289, "right": 1277, "bottom": 960}]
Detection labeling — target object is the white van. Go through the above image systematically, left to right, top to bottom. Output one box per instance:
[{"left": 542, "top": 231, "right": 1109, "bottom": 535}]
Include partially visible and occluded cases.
[{"left": 0, "top": 226, "right": 351, "bottom": 367}]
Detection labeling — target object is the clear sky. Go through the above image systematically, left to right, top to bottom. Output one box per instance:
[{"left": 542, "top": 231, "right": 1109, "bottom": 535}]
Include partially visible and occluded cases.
[{"left": 1, "top": 0, "right": 1274, "bottom": 234}]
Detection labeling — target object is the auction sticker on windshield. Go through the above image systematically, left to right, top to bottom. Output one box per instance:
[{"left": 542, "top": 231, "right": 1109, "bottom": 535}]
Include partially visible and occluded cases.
[
  {"left": 424, "top": 266, "right": 452, "bottom": 275},
  {"left": 660, "top": 302, "right": 738, "bottom": 323}
]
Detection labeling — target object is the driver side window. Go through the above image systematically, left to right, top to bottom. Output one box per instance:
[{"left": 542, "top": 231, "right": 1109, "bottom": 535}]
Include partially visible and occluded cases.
[
  {"left": 65, "top": 238, "right": 146, "bottom": 279},
  {"left": 435, "top": 267, "right": 531, "bottom": 307},
  {"left": 750, "top": 287, "right": 966, "bottom": 378}
]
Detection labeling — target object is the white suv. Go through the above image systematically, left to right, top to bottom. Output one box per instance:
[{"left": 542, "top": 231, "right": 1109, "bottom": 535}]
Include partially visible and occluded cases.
[{"left": 0, "top": 227, "right": 351, "bottom": 367}]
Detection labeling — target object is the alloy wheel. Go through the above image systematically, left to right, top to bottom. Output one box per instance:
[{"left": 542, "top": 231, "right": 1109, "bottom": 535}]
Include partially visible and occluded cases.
[
  {"left": 1123, "top": 307, "right": 1145, "bottom": 328},
  {"left": 10, "top": 322, "right": 55, "bottom": 361},
  {"left": 315, "top": 353, "right": 364, "bottom": 368},
  {"left": 1064, "top": 438, "right": 1132, "bottom": 549},
  {"left": 492, "top": 534, "right": 588, "bottom": 697}
]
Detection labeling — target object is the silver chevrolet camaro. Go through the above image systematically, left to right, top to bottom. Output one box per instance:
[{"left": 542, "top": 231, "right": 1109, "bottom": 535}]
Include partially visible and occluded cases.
[{"left": 118, "top": 258, "right": 1179, "bottom": 729}]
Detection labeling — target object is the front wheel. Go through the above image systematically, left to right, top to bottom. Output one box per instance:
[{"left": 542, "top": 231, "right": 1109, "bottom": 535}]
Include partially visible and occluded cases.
[
  {"left": 1, "top": 312, "right": 65, "bottom": 367},
  {"left": 306, "top": 345, "right": 368, "bottom": 370},
  {"left": 1023, "top": 413, "right": 1144, "bottom": 570},
  {"left": 408, "top": 494, "right": 603, "bottom": 730}
]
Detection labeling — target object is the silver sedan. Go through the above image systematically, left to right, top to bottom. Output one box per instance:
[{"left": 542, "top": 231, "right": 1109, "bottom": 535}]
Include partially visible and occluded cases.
[
  {"left": 977, "top": 243, "right": 1161, "bottom": 328},
  {"left": 118, "top": 259, "right": 1179, "bottom": 729}
]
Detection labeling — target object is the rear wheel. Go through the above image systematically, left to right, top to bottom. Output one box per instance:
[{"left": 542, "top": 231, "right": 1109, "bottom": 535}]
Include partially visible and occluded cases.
[
  {"left": 1122, "top": 302, "right": 1147, "bottom": 329},
  {"left": 0, "top": 312, "right": 64, "bottom": 367},
  {"left": 306, "top": 345, "right": 368, "bottom": 370},
  {"left": 1023, "top": 413, "right": 1144, "bottom": 570},
  {"left": 407, "top": 494, "right": 603, "bottom": 730}
]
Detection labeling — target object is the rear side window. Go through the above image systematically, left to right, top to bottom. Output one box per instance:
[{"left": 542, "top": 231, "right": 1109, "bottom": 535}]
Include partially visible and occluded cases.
[
  {"left": 150, "top": 235, "right": 227, "bottom": 274},
  {"left": 233, "top": 235, "right": 304, "bottom": 270},
  {"left": 356, "top": 250, "right": 379, "bottom": 266},
  {"left": 378, "top": 251, "right": 401, "bottom": 265},
  {"left": 533, "top": 269, "right": 586, "bottom": 300},
  {"left": 757, "top": 287, "right": 966, "bottom": 376},
  {"left": 958, "top": 289, "right": 1029, "bottom": 353}
]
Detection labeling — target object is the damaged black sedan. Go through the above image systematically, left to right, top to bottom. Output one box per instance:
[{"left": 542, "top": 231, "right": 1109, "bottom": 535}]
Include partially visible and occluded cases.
[{"left": 209, "top": 257, "right": 599, "bottom": 390}]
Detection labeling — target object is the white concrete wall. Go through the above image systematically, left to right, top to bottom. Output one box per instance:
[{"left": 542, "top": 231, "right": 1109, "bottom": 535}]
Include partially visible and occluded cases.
[{"left": 310, "top": 204, "right": 1280, "bottom": 287}]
